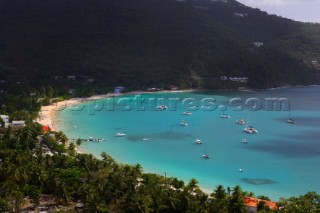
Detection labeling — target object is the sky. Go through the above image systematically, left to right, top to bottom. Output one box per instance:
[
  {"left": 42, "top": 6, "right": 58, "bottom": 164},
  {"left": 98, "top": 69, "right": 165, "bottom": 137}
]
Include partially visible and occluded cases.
[{"left": 237, "top": 0, "right": 320, "bottom": 23}]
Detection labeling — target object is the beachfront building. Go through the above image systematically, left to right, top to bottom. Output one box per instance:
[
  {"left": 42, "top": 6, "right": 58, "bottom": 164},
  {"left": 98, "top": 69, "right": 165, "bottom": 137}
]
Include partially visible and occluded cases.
[
  {"left": 253, "top": 42, "right": 264, "bottom": 47},
  {"left": 114, "top": 86, "right": 125, "bottom": 94},
  {"left": 0, "top": 115, "right": 10, "bottom": 128},
  {"left": 11, "top": 120, "right": 26, "bottom": 130},
  {"left": 244, "top": 197, "right": 278, "bottom": 212}
]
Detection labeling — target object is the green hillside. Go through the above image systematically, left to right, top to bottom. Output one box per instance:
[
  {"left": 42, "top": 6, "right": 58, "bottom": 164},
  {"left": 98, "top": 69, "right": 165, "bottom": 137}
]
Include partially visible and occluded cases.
[{"left": 0, "top": 0, "right": 319, "bottom": 91}]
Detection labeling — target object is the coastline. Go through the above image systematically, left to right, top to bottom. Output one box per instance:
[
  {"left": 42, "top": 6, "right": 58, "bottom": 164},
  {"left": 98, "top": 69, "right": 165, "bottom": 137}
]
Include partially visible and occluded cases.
[
  {"left": 35, "top": 86, "right": 320, "bottom": 201},
  {"left": 36, "top": 89, "right": 197, "bottom": 132},
  {"left": 36, "top": 93, "right": 117, "bottom": 131}
]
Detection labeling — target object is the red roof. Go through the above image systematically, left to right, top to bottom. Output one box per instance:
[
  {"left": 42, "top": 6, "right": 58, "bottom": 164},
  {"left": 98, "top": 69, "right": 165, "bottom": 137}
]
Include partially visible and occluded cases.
[
  {"left": 42, "top": 125, "right": 51, "bottom": 132},
  {"left": 244, "top": 197, "right": 278, "bottom": 210}
]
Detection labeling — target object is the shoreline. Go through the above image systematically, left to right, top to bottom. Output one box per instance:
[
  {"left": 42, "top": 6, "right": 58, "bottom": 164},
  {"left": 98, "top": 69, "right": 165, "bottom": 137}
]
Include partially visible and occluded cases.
[
  {"left": 36, "top": 89, "right": 197, "bottom": 131},
  {"left": 36, "top": 93, "right": 118, "bottom": 131}
]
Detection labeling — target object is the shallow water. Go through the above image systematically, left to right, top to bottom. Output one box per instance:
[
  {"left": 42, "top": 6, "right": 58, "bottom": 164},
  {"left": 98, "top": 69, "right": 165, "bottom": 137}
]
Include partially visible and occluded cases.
[{"left": 56, "top": 86, "right": 320, "bottom": 200}]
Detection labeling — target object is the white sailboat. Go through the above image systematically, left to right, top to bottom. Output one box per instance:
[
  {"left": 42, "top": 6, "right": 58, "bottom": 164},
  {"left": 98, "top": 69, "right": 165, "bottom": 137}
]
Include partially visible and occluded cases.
[{"left": 287, "top": 110, "right": 296, "bottom": 124}]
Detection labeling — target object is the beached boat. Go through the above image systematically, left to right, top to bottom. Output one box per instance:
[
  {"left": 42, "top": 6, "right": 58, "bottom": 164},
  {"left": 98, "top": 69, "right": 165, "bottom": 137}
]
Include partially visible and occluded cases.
[
  {"left": 182, "top": 111, "right": 192, "bottom": 116},
  {"left": 220, "top": 113, "right": 231, "bottom": 119},
  {"left": 235, "top": 119, "right": 245, "bottom": 125},
  {"left": 180, "top": 120, "right": 188, "bottom": 126},
  {"left": 244, "top": 125, "right": 258, "bottom": 134},
  {"left": 115, "top": 133, "right": 126, "bottom": 137},
  {"left": 195, "top": 139, "right": 202, "bottom": 144},
  {"left": 202, "top": 154, "right": 210, "bottom": 159}
]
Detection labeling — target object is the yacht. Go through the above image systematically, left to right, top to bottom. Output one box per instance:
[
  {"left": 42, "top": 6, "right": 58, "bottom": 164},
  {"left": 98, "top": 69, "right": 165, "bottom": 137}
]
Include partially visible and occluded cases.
[
  {"left": 156, "top": 105, "right": 168, "bottom": 110},
  {"left": 182, "top": 111, "right": 192, "bottom": 116},
  {"left": 220, "top": 113, "right": 231, "bottom": 119},
  {"left": 235, "top": 119, "right": 245, "bottom": 125},
  {"left": 180, "top": 120, "right": 188, "bottom": 126},
  {"left": 244, "top": 125, "right": 258, "bottom": 134},
  {"left": 115, "top": 133, "right": 126, "bottom": 137},
  {"left": 195, "top": 139, "right": 202, "bottom": 144},
  {"left": 242, "top": 139, "right": 248, "bottom": 144},
  {"left": 202, "top": 154, "right": 210, "bottom": 159}
]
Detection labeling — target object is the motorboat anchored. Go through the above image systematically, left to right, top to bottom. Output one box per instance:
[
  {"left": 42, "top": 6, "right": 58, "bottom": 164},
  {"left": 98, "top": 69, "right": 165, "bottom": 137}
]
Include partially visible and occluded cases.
[
  {"left": 156, "top": 105, "right": 168, "bottom": 111},
  {"left": 182, "top": 111, "right": 192, "bottom": 116},
  {"left": 220, "top": 113, "right": 231, "bottom": 119},
  {"left": 235, "top": 119, "right": 245, "bottom": 125},
  {"left": 180, "top": 120, "right": 188, "bottom": 127},
  {"left": 244, "top": 125, "right": 258, "bottom": 134},
  {"left": 115, "top": 133, "right": 126, "bottom": 137},
  {"left": 195, "top": 139, "right": 202, "bottom": 144},
  {"left": 202, "top": 154, "right": 210, "bottom": 159}
]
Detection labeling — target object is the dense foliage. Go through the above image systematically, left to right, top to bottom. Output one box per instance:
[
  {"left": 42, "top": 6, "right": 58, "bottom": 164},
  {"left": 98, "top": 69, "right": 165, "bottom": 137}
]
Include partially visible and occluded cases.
[{"left": 0, "top": 0, "right": 319, "bottom": 92}]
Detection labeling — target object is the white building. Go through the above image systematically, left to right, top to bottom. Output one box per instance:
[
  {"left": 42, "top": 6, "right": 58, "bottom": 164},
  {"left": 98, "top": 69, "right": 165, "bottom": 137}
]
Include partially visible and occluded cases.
[
  {"left": 253, "top": 42, "right": 264, "bottom": 47},
  {"left": 0, "top": 115, "right": 10, "bottom": 128},
  {"left": 11, "top": 121, "right": 26, "bottom": 129}
]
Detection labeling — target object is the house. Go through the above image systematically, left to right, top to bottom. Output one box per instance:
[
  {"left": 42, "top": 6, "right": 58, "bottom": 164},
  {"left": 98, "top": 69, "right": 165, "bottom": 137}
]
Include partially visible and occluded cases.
[
  {"left": 234, "top": 13, "right": 247, "bottom": 18},
  {"left": 253, "top": 42, "right": 264, "bottom": 47},
  {"left": 311, "top": 60, "right": 318, "bottom": 65},
  {"left": 67, "top": 75, "right": 76, "bottom": 80},
  {"left": 220, "top": 76, "right": 228, "bottom": 81},
  {"left": 229, "top": 77, "right": 248, "bottom": 83},
  {"left": 87, "top": 78, "right": 95, "bottom": 83},
  {"left": 114, "top": 86, "right": 125, "bottom": 94},
  {"left": 68, "top": 89, "right": 76, "bottom": 94},
  {"left": 0, "top": 115, "right": 10, "bottom": 128},
  {"left": 11, "top": 121, "right": 26, "bottom": 129},
  {"left": 42, "top": 125, "right": 52, "bottom": 134},
  {"left": 244, "top": 196, "right": 278, "bottom": 213}
]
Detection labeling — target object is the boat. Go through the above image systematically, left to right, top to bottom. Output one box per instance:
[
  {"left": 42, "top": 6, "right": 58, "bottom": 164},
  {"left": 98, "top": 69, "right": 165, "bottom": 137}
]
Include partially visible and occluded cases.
[
  {"left": 156, "top": 105, "right": 168, "bottom": 110},
  {"left": 287, "top": 110, "right": 296, "bottom": 124},
  {"left": 182, "top": 111, "right": 192, "bottom": 116},
  {"left": 220, "top": 113, "right": 231, "bottom": 119},
  {"left": 287, "top": 118, "right": 296, "bottom": 124},
  {"left": 235, "top": 119, "right": 245, "bottom": 125},
  {"left": 180, "top": 120, "right": 188, "bottom": 126},
  {"left": 244, "top": 125, "right": 258, "bottom": 134},
  {"left": 115, "top": 133, "right": 126, "bottom": 137},
  {"left": 86, "top": 137, "right": 93, "bottom": 142},
  {"left": 142, "top": 138, "right": 152, "bottom": 141},
  {"left": 195, "top": 139, "right": 202, "bottom": 144},
  {"left": 242, "top": 139, "right": 248, "bottom": 144},
  {"left": 202, "top": 154, "right": 210, "bottom": 159},
  {"left": 239, "top": 168, "right": 243, "bottom": 172}
]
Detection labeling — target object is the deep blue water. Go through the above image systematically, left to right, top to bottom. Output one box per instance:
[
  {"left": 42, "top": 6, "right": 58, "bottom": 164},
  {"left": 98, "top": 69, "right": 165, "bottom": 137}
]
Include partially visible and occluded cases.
[{"left": 56, "top": 86, "right": 320, "bottom": 200}]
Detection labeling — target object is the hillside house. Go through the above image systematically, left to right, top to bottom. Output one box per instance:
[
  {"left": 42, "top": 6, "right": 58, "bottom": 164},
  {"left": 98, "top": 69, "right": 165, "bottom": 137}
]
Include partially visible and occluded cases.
[
  {"left": 253, "top": 42, "right": 264, "bottom": 47},
  {"left": 0, "top": 115, "right": 10, "bottom": 128},
  {"left": 11, "top": 121, "right": 26, "bottom": 130},
  {"left": 244, "top": 196, "right": 278, "bottom": 213}
]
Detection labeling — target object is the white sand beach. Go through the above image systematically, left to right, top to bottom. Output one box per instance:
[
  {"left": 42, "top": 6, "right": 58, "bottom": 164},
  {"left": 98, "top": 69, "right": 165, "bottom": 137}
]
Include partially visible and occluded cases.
[{"left": 36, "top": 93, "right": 116, "bottom": 131}]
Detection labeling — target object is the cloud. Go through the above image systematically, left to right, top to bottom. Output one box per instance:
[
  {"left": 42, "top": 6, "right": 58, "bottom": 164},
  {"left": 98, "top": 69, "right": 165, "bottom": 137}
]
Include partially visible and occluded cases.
[{"left": 239, "top": 0, "right": 320, "bottom": 6}]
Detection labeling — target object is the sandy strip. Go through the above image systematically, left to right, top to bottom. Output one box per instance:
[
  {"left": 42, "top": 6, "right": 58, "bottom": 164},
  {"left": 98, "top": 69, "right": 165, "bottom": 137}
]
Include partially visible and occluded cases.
[
  {"left": 36, "top": 89, "right": 196, "bottom": 131},
  {"left": 36, "top": 93, "right": 117, "bottom": 131}
]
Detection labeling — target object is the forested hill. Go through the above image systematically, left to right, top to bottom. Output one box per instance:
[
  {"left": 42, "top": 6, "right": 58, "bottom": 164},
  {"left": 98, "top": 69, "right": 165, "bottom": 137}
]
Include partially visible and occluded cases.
[{"left": 0, "top": 0, "right": 319, "bottom": 90}]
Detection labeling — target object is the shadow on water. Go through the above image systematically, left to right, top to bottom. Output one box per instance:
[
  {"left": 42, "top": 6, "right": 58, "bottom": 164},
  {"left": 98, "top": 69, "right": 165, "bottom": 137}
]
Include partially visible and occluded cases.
[
  {"left": 126, "top": 131, "right": 193, "bottom": 142},
  {"left": 246, "top": 136, "right": 320, "bottom": 158},
  {"left": 242, "top": 178, "right": 276, "bottom": 185}
]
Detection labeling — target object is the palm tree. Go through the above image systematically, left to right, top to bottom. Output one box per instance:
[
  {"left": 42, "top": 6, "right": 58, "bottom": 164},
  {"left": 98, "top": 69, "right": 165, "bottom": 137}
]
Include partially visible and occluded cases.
[
  {"left": 76, "top": 138, "right": 82, "bottom": 153},
  {"left": 228, "top": 185, "right": 246, "bottom": 213}
]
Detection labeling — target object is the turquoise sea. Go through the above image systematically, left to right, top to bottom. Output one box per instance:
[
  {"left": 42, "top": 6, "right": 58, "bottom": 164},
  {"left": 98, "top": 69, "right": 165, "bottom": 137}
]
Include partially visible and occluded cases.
[{"left": 55, "top": 86, "right": 320, "bottom": 200}]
